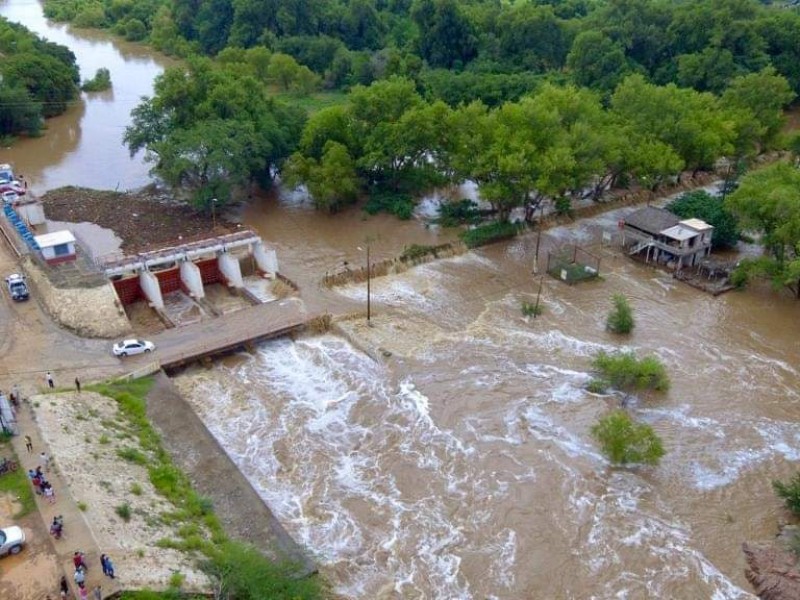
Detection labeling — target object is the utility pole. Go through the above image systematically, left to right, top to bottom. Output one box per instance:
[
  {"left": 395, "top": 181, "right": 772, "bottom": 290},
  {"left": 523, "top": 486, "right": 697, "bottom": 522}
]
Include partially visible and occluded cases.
[
  {"left": 211, "top": 198, "right": 218, "bottom": 230},
  {"left": 533, "top": 205, "right": 544, "bottom": 275},
  {"left": 357, "top": 242, "right": 372, "bottom": 325},
  {"left": 533, "top": 277, "right": 543, "bottom": 318}
]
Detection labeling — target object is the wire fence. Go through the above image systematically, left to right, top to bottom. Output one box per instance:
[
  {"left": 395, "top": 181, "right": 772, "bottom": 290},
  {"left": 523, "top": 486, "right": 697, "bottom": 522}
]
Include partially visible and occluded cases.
[{"left": 547, "top": 245, "right": 601, "bottom": 284}]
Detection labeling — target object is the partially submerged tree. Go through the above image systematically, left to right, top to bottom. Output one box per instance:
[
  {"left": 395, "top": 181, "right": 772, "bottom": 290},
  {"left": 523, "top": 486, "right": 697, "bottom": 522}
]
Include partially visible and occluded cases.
[
  {"left": 726, "top": 162, "right": 800, "bottom": 298},
  {"left": 606, "top": 293, "right": 635, "bottom": 334},
  {"left": 592, "top": 351, "right": 670, "bottom": 392},
  {"left": 591, "top": 410, "right": 665, "bottom": 466}
]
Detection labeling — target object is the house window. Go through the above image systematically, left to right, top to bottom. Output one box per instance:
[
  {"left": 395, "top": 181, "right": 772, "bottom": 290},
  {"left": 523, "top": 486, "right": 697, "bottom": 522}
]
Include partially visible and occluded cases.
[{"left": 53, "top": 243, "right": 71, "bottom": 256}]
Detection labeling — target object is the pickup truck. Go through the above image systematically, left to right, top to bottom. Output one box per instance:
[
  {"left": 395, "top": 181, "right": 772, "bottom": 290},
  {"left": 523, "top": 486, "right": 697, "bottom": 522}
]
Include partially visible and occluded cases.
[{"left": 5, "top": 273, "right": 29, "bottom": 301}]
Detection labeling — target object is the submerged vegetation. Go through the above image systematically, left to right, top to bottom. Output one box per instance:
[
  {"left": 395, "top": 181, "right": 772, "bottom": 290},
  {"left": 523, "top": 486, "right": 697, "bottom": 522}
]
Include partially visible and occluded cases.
[
  {"left": 82, "top": 67, "right": 112, "bottom": 92},
  {"left": 605, "top": 294, "right": 635, "bottom": 335},
  {"left": 591, "top": 351, "right": 670, "bottom": 393},
  {"left": 592, "top": 410, "right": 665, "bottom": 466}
]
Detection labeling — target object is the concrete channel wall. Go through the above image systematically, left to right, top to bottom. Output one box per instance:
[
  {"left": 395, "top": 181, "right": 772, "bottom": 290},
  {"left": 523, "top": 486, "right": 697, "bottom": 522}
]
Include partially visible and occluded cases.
[{"left": 145, "top": 372, "right": 317, "bottom": 576}]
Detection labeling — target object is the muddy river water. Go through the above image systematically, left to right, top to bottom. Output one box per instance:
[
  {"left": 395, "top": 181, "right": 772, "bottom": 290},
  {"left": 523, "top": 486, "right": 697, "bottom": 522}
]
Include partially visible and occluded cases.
[{"left": 2, "top": 1, "right": 799, "bottom": 598}]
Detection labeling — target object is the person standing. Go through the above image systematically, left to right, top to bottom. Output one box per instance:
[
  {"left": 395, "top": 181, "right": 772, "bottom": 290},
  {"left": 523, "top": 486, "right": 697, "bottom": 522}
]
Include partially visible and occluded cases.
[
  {"left": 46, "top": 371, "right": 54, "bottom": 389},
  {"left": 75, "top": 377, "right": 81, "bottom": 393},
  {"left": 24, "top": 435, "right": 32, "bottom": 453},
  {"left": 43, "top": 482, "right": 56, "bottom": 504},
  {"left": 100, "top": 554, "right": 114, "bottom": 579},
  {"left": 59, "top": 575, "right": 69, "bottom": 599},
  {"left": 92, "top": 585, "right": 102, "bottom": 600}
]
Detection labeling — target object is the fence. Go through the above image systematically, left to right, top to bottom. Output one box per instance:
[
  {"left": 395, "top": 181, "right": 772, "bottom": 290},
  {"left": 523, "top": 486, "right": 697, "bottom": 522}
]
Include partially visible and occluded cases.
[{"left": 547, "top": 245, "right": 601, "bottom": 284}]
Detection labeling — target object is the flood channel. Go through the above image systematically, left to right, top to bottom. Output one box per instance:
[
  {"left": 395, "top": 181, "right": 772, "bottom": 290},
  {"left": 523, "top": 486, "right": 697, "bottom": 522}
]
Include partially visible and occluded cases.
[{"left": 1, "top": 1, "right": 798, "bottom": 598}]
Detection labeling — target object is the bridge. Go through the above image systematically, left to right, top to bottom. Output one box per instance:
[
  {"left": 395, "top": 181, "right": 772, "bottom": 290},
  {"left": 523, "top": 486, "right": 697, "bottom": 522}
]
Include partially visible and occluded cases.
[{"left": 144, "top": 297, "right": 313, "bottom": 370}]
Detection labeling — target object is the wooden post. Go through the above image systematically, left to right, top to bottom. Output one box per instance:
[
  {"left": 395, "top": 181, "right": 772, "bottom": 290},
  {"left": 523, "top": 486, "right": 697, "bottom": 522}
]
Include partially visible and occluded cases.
[{"left": 533, "top": 278, "right": 543, "bottom": 318}]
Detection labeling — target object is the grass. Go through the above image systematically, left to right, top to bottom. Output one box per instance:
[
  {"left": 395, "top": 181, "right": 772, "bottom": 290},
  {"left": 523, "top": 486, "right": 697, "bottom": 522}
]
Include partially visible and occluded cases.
[
  {"left": 272, "top": 89, "right": 348, "bottom": 114},
  {"left": 592, "top": 351, "right": 670, "bottom": 392},
  {"left": 0, "top": 442, "right": 35, "bottom": 517},
  {"left": 131, "top": 483, "right": 143, "bottom": 496},
  {"left": 77, "top": 501, "right": 88, "bottom": 511}
]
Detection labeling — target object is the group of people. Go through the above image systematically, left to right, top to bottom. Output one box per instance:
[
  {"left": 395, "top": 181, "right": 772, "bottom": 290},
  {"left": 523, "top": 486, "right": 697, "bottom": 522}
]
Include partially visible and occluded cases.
[
  {"left": 28, "top": 465, "right": 56, "bottom": 503},
  {"left": 66, "top": 551, "right": 113, "bottom": 598}
]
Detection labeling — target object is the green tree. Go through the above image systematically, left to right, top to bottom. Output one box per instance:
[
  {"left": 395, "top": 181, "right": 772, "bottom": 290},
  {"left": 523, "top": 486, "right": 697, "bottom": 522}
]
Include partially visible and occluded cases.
[
  {"left": 411, "top": 0, "right": 478, "bottom": 69},
  {"left": 567, "top": 31, "right": 631, "bottom": 93},
  {"left": 1, "top": 53, "right": 78, "bottom": 117},
  {"left": 268, "top": 53, "right": 301, "bottom": 90},
  {"left": 124, "top": 57, "right": 305, "bottom": 208},
  {"left": 722, "top": 67, "right": 795, "bottom": 149},
  {"left": 0, "top": 85, "right": 42, "bottom": 136},
  {"left": 284, "top": 141, "right": 359, "bottom": 212},
  {"left": 726, "top": 162, "right": 800, "bottom": 298},
  {"left": 666, "top": 190, "right": 740, "bottom": 249},
  {"left": 606, "top": 293, "right": 634, "bottom": 334},
  {"left": 591, "top": 410, "right": 665, "bottom": 466}
]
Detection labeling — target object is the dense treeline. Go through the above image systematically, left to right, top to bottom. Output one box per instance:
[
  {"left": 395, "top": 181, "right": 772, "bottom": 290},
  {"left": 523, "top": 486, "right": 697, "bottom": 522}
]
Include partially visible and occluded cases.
[
  {"left": 44, "top": 0, "right": 800, "bottom": 101},
  {"left": 44, "top": 0, "right": 800, "bottom": 220},
  {"left": 0, "top": 17, "right": 79, "bottom": 138}
]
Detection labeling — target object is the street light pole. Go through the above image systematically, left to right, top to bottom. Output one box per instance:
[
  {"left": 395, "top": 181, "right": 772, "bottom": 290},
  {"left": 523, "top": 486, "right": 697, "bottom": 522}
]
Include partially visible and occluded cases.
[{"left": 211, "top": 198, "right": 218, "bottom": 230}]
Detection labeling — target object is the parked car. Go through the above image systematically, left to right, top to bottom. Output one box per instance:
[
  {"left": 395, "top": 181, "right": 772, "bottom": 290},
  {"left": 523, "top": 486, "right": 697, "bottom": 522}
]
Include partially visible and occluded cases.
[
  {"left": 0, "top": 182, "right": 25, "bottom": 195},
  {"left": 2, "top": 191, "right": 19, "bottom": 204},
  {"left": 5, "top": 274, "right": 29, "bottom": 301},
  {"left": 112, "top": 339, "right": 155, "bottom": 357},
  {"left": 0, "top": 525, "right": 25, "bottom": 557}
]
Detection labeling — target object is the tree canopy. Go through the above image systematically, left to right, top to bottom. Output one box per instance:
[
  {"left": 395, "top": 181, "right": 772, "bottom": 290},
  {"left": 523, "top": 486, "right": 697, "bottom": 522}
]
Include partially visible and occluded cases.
[
  {"left": 0, "top": 17, "right": 79, "bottom": 136},
  {"left": 124, "top": 57, "right": 305, "bottom": 209},
  {"left": 726, "top": 162, "right": 800, "bottom": 298}
]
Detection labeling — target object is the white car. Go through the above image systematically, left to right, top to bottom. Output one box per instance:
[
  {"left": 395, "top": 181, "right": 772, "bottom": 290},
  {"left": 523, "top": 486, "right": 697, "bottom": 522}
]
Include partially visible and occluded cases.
[
  {"left": 2, "top": 191, "right": 19, "bottom": 204},
  {"left": 112, "top": 339, "right": 155, "bottom": 357},
  {"left": 0, "top": 526, "right": 25, "bottom": 556}
]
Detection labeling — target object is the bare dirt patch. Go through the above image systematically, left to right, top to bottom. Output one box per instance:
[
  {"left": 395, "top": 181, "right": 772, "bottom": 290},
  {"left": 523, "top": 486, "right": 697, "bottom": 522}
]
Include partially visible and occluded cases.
[
  {"left": 40, "top": 186, "right": 234, "bottom": 253},
  {"left": 32, "top": 391, "right": 210, "bottom": 592},
  {"left": 0, "top": 494, "right": 60, "bottom": 600}
]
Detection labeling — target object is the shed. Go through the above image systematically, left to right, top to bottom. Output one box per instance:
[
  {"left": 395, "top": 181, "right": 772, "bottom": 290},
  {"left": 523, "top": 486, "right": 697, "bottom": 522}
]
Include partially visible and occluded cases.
[{"left": 34, "top": 230, "right": 77, "bottom": 265}]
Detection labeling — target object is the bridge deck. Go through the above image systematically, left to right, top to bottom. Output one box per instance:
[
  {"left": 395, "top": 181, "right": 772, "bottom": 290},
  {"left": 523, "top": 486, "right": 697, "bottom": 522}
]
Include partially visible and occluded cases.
[{"left": 151, "top": 298, "right": 310, "bottom": 369}]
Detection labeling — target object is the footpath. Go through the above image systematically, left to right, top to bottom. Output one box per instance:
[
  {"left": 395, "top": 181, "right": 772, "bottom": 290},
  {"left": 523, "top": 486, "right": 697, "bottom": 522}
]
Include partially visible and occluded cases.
[{"left": 10, "top": 391, "right": 121, "bottom": 600}]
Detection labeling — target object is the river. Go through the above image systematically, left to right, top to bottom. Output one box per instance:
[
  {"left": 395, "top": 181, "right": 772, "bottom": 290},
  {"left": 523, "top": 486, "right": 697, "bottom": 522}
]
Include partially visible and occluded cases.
[{"left": 1, "top": 1, "right": 798, "bottom": 598}]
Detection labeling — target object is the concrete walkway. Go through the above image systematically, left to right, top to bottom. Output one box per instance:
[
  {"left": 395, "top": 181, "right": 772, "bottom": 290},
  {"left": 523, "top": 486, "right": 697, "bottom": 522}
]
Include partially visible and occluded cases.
[{"left": 10, "top": 393, "right": 121, "bottom": 600}]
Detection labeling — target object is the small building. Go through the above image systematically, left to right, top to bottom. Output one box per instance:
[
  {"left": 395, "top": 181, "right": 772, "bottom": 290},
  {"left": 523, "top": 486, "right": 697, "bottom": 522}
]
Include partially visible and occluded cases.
[
  {"left": 622, "top": 207, "right": 713, "bottom": 269},
  {"left": 34, "top": 230, "right": 77, "bottom": 265}
]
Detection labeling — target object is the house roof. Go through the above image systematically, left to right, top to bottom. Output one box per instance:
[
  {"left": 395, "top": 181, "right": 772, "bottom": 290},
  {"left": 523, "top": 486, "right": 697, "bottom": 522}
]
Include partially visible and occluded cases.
[
  {"left": 624, "top": 207, "right": 680, "bottom": 235},
  {"left": 679, "top": 218, "right": 713, "bottom": 231},
  {"left": 661, "top": 224, "right": 701, "bottom": 241},
  {"left": 34, "top": 230, "right": 76, "bottom": 248}
]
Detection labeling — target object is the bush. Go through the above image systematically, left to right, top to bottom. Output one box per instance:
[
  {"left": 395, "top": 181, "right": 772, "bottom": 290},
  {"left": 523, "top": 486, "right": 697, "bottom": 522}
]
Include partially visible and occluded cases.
[
  {"left": 124, "top": 18, "right": 147, "bottom": 42},
  {"left": 82, "top": 68, "right": 112, "bottom": 92},
  {"left": 364, "top": 189, "right": 414, "bottom": 219},
  {"left": 437, "top": 199, "right": 481, "bottom": 227},
  {"left": 460, "top": 221, "right": 523, "bottom": 248},
  {"left": 400, "top": 244, "right": 438, "bottom": 262},
  {"left": 606, "top": 293, "right": 635, "bottom": 334},
  {"left": 521, "top": 301, "right": 543, "bottom": 317},
  {"left": 592, "top": 351, "right": 670, "bottom": 392},
  {"left": 586, "top": 379, "right": 608, "bottom": 394},
  {"left": 592, "top": 410, "right": 665, "bottom": 465},
  {"left": 117, "top": 447, "right": 148, "bottom": 464},
  {"left": 774, "top": 473, "right": 800, "bottom": 516},
  {"left": 115, "top": 502, "right": 132, "bottom": 522},
  {"left": 204, "top": 540, "right": 323, "bottom": 600}
]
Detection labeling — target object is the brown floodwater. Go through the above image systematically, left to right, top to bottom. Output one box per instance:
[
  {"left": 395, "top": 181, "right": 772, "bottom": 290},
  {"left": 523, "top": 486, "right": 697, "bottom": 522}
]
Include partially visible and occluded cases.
[
  {"left": 0, "top": 0, "right": 174, "bottom": 192},
  {"left": 3, "top": 2, "right": 799, "bottom": 597}
]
